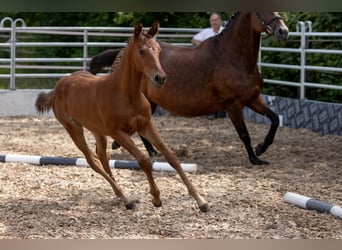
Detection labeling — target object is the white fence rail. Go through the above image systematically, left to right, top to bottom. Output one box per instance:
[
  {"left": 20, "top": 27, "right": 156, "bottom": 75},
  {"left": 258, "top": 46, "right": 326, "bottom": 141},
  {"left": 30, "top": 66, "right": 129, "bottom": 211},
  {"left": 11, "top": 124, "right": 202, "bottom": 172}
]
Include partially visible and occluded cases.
[{"left": 0, "top": 17, "right": 341, "bottom": 101}]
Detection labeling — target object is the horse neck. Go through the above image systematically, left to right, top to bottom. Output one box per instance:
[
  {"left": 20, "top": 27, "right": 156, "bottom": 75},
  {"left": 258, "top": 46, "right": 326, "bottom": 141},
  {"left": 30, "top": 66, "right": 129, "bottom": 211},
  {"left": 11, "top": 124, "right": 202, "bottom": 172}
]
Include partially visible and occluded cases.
[
  {"left": 219, "top": 12, "right": 261, "bottom": 70},
  {"left": 110, "top": 40, "right": 143, "bottom": 99}
]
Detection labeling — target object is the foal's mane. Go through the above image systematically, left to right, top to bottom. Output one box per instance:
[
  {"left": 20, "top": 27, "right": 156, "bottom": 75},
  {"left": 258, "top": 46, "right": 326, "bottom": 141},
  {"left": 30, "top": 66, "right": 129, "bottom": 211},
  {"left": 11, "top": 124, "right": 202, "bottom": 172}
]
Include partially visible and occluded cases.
[{"left": 110, "top": 49, "right": 125, "bottom": 73}]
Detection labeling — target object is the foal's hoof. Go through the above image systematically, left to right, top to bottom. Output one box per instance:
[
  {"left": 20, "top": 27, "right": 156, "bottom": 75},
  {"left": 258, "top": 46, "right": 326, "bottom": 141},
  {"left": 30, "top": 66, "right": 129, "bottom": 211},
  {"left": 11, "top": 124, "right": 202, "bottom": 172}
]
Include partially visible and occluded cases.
[
  {"left": 250, "top": 157, "right": 269, "bottom": 165},
  {"left": 152, "top": 198, "right": 162, "bottom": 208},
  {"left": 125, "top": 200, "right": 137, "bottom": 210},
  {"left": 199, "top": 203, "right": 210, "bottom": 213}
]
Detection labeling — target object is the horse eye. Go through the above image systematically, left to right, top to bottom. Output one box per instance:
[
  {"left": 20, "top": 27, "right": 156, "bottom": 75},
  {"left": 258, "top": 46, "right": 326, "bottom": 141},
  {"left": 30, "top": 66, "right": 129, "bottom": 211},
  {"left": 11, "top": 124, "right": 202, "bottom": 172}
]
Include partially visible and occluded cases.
[{"left": 139, "top": 49, "right": 145, "bottom": 55}]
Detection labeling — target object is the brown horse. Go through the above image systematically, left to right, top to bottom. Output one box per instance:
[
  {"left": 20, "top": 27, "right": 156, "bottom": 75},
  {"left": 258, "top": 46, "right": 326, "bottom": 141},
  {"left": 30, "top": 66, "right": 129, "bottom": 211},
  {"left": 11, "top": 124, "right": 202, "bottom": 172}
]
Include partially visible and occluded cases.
[
  {"left": 89, "top": 12, "right": 289, "bottom": 165},
  {"left": 35, "top": 21, "right": 209, "bottom": 212}
]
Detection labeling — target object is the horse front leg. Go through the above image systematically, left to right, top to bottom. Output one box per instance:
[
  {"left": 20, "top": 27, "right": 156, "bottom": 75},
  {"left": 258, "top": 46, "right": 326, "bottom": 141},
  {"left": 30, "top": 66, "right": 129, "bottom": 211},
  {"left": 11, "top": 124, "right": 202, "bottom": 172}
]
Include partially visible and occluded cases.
[
  {"left": 248, "top": 95, "right": 279, "bottom": 156},
  {"left": 112, "top": 102, "right": 159, "bottom": 157},
  {"left": 227, "top": 104, "right": 269, "bottom": 165},
  {"left": 140, "top": 121, "right": 210, "bottom": 212},
  {"left": 112, "top": 130, "right": 162, "bottom": 208}
]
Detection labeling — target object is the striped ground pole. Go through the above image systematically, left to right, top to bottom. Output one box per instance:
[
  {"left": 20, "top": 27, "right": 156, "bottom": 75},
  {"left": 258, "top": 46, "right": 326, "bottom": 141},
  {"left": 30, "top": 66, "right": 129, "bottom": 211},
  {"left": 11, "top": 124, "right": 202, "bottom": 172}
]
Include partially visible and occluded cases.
[
  {"left": 0, "top": 153, "right": 197, "bottom": 173},
  {"left": 284, "top": 192, "right": 342, "bottom": 220}
]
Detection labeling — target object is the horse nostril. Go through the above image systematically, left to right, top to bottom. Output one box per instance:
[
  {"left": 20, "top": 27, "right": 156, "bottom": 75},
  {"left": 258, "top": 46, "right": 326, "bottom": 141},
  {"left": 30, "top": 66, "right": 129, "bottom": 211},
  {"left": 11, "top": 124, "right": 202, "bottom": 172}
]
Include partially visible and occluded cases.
[
  {"left": 277, "top": 27, "right": 289, "bottom": 40},
  {"left": 155, "top": 74, "right": 166, "bottom": 85},
  {"left": 155, "top": 75, "right": 161, "bottom": 83}
]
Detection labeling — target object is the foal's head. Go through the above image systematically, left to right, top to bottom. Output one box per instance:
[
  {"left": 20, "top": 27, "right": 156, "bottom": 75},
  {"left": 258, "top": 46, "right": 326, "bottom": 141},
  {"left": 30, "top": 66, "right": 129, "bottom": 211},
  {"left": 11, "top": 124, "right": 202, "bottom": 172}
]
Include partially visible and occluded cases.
[
  {"left": 251, "top": 12, "right": 289, "bottom": 41},
  {"left": 131, "top": 21, "right": 166, "bottom": 87}
]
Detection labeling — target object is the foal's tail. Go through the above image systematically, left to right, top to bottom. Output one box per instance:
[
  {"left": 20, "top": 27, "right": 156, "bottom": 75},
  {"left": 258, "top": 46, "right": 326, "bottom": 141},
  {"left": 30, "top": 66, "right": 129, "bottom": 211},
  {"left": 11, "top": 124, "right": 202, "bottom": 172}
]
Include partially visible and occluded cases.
[{"left": 35, "top": 91, "right": 53, "bottom": 114}]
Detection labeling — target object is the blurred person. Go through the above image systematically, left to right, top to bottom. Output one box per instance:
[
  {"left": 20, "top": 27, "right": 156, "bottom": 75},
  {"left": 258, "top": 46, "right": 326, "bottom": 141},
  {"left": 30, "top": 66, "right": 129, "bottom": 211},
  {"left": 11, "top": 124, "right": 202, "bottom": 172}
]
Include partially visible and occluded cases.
[{"left": 191, "top": 12, "right": 224, "bottom": 46}]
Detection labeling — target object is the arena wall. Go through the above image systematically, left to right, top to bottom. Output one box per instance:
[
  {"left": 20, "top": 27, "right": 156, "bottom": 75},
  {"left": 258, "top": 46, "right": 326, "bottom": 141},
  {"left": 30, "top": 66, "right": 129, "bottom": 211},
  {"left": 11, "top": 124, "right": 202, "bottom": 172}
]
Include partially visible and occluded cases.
[
  {"left": 0, "top": 90, "right": 52, "bottom": 117},
  {"left": 1, "top": 90, "right": 341, "bottom": 136},
  {"left": 243, "top": 95, "right": 342, "bottom": 136}
]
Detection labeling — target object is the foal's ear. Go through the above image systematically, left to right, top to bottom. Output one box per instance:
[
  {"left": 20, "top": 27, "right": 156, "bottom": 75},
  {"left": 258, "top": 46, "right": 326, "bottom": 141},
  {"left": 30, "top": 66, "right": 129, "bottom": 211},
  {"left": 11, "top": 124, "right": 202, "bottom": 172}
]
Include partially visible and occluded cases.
[
  {"left": 147, "top": 20, "right": 160, "bottom": 37},
  {"left": 134, "top": 22, "right": 143, "bottom": 39}
]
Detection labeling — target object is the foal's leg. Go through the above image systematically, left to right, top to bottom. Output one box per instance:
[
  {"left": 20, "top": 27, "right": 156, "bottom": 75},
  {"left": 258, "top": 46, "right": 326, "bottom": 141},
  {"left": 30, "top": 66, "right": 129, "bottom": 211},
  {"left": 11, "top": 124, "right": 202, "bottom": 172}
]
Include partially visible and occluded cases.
[
  {"left": 248, "top": 95, "right": 279, "bottom": 156},
  {"left": 139, "top": 101, "right": 158, "bottom": 156},
  {"left": 112, "top": 102, "right": 159, "bottom": 157},
  {"left": 226, "top": 104, "right": 269, "bottom": 165},
  {"left": 62, "top": 121, "right": 135, "bottom": 209},
  {"left": 140, "top": 121, "right": 210, "bottom": 213},
  {"left": 112, "top": 131, "right": 162, "bottom": 208},
  {"left": 94, "top": 134, "right": 114, "bottom": 179}
]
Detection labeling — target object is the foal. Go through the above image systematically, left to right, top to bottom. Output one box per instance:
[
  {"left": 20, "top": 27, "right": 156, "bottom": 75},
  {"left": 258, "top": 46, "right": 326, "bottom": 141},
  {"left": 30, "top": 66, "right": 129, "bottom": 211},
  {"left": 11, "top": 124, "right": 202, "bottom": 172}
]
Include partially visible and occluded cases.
[{"left": 35, "top": 21, "right": 209, "bottom": 212}]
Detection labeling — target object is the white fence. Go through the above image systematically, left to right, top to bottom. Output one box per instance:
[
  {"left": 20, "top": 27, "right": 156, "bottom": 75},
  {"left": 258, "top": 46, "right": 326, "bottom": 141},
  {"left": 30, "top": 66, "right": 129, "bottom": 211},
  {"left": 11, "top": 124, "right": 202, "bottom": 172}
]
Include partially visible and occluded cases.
[{"left": 0, "top": 17, "right": 341, "bottom": 101}]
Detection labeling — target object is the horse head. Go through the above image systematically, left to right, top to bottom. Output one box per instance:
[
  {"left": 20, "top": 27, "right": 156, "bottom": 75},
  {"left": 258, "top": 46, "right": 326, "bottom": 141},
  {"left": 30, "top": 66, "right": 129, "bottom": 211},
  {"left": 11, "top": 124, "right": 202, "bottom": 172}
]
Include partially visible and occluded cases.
[
  {"left": 252, "top": 12, "right": 289, "bottom": 41},
  {"left": 132, "top": 21, "right": 166, "bottom": 88}
]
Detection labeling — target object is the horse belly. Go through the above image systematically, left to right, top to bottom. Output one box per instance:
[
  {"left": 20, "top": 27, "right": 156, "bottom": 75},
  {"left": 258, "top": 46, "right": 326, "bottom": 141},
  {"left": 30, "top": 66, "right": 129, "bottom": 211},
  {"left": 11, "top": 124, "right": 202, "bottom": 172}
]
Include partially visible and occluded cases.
[{"left": 145, "top": 75, "right": 228, "bottom": 116}]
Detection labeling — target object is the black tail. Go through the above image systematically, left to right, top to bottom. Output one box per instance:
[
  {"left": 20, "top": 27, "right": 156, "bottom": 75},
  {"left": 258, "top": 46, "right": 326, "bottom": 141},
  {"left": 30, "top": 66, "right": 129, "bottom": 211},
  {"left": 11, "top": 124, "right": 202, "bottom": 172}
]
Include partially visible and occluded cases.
[{"left": 88, "top": 49, "right": 120, "bottom": 75}]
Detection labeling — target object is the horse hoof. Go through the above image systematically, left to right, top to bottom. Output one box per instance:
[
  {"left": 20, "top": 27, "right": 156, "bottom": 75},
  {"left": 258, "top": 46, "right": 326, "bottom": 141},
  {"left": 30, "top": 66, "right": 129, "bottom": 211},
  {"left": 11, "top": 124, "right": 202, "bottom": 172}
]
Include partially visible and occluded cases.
[
  {"left": 112, "top": 141, "right": 121, "bottom": 150},
  {"left": 255, "top": 143, "right": 265, "bottom": 156},
  {"left": 148, "top": 150, "right": 159, "bottom": 157},
  {"left": 250, "top": 157, "right": 269, "bottom": 165},
  {"left": 152, "top": 198, "right": 162, "bottom": 207},
  {"left": 125, "top": 201, "right": 136, "bottom": 210},
  {"left": 199, "top": 203, "right": 210, "bottom": 213}
]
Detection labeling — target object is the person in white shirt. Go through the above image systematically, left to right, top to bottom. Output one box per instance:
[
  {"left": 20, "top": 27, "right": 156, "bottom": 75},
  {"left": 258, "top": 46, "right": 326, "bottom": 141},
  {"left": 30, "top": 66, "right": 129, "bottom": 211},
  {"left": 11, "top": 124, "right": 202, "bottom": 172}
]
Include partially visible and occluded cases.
[{"left": 191, "top": 13, "right": 224, "bottom": 46}]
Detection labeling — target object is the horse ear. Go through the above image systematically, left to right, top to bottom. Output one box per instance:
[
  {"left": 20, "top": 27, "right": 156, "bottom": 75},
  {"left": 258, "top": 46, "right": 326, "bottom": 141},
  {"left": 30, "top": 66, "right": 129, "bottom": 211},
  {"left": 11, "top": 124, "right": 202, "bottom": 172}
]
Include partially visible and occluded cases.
[
  {"left": 147, "top": 20, "right": 160, "bottom": 37},
  {"left": 134, "top": 22, "right": 143, "bottom": 39}
]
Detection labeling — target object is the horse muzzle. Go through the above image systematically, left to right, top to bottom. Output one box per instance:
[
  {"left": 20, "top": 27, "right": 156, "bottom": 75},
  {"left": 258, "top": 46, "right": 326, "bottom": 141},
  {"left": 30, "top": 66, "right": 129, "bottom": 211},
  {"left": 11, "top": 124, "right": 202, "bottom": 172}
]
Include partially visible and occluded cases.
[{"left": 274, "top": 25, "right": 289, "bottom": 41}]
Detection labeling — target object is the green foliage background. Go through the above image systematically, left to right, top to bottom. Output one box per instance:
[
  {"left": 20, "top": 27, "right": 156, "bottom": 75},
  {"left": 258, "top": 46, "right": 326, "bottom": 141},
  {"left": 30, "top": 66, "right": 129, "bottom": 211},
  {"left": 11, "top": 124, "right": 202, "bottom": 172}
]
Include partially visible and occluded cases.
[{"left": 0, "top": 12, "right": 341, "bottom": 102}]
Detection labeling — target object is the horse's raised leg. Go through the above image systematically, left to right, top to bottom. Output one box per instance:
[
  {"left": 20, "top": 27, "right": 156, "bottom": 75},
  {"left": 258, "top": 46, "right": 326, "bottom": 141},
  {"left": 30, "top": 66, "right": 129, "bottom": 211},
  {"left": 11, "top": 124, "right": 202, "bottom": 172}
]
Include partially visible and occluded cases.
[
  {"left": 248, "top": 95, "right": 279, "bottom": 156},
  {"left": 139, "top": 102, "right": 159, "bottom": 156},
  {"left": 226, "top": 104, "right": 269, "bottom": 165},
  {"left": 61, "top": 120, "right": 135, "bottom": 209},
  {"left": 140, "top": 121, "right": 210, "bottom": 212},
  {"left": 112, "top": 131, "right": 162, "bottom": 208},
  {"left": 139, "top": 136, "right": 158, "bottom": 156}
]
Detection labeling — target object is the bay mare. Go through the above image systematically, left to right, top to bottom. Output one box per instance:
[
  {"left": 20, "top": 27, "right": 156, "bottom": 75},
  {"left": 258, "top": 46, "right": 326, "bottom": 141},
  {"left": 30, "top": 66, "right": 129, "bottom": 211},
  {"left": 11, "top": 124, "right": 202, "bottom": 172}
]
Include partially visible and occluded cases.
[
  {"left": 89, "top": 12, "right": 289, "bottom": 165},
  {"left": 35, "top": 22, "right": 209, "bottom": 212}
]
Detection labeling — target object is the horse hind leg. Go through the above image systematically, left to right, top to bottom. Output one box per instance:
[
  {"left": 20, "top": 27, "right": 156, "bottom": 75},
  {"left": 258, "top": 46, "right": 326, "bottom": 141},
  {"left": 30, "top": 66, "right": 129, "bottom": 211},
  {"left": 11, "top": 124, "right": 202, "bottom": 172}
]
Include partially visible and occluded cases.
[
  {"left": 248, "top": 95, "right": 279, "bottom": 156},
  {"left": 226, "top": 104, "right": 269, "bottom": 165},
  {"left": 62, "top": 120, "right": 134, "bottom": 209},
  {"left": 94, "top": 134, "right": 137, "bottom": 209},
  {"left": 139, "top": 135, "right": 158, "bottom": 156}
]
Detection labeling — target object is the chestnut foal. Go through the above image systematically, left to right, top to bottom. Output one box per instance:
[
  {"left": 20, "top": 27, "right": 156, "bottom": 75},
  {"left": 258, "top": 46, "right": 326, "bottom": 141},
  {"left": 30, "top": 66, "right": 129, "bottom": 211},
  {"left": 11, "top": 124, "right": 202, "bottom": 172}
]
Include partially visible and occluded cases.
[{"left": 35, "top": 21, "right": 209, "bottom": 212}]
